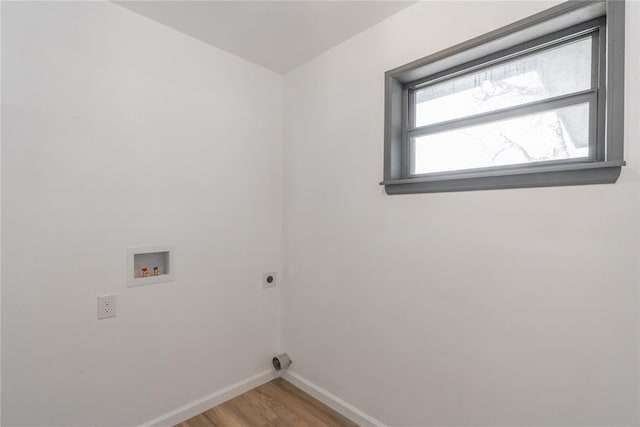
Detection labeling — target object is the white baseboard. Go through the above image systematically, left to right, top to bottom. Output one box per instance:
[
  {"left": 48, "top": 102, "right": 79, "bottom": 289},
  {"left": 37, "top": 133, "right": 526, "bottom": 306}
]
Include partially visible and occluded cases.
[
  {"left": 140, "top": 370, "right": 277, "bottom": 427},
  {"left": 282, "top": 370, "right": 387, "bottom": 427}
]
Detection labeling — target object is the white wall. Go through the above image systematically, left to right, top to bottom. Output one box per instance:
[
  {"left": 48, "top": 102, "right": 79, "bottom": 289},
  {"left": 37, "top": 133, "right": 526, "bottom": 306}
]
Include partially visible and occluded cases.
[
  {"left": 0, "top": 0, "right": 2, "bottom": 425},
  {"left": 0, "top": 1, "right": 3, "bottom": 423},
  {"left": 1, "top": 1, "right": 283, "bottom": 425},
  {"left": 3, "top": 1, "right": 640, "bottom": 426},
  {"left": 283, "top": 1, "right": 640, "bottom": 425}
]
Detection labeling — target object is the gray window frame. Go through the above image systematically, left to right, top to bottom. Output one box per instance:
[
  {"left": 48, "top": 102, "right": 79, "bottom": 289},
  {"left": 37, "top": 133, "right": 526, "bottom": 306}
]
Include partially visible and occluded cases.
[{"left": 382, "top": 0, "right": 625, "bottom": 195}]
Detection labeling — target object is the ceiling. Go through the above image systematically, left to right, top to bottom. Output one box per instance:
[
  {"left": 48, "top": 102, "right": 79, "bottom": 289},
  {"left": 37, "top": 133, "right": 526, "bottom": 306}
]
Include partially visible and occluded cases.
[{"left": 113, "top": 1, "right": 416, "bottom": 74}]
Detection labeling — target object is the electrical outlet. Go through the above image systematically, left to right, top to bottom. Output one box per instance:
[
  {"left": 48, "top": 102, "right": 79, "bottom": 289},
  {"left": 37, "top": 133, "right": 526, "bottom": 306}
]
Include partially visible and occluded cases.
[
  {"left": 263, "top": 272, "right": 277, "bottom": 289},
  {"left": 97, "top": 295, "right": 116, "bottom": 319}
]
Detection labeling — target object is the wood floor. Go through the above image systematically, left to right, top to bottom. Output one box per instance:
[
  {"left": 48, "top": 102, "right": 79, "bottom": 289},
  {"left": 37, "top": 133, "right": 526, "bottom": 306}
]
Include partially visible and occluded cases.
[{"left": 177, "top": 378, "right": 358, "bottom": 427}]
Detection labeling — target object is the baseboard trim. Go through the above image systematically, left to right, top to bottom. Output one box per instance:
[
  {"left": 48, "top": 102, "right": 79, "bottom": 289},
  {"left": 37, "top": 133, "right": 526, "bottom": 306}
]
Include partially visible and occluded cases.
[
  {"left": 140, "top": 369, "right": 277, "bottom": 427},
  {"left": 282, "top": 371, "right": 387, "bottom": 427}
]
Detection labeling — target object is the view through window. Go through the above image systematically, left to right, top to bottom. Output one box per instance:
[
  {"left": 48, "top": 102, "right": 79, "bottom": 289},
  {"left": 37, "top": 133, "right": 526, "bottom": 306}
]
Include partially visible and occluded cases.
[{"left": 410, "top": 36, "right": 593, "bottom": 175}]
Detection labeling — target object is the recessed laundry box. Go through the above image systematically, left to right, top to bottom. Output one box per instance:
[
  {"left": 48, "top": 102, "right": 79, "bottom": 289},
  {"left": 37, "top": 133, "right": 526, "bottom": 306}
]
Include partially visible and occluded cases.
[{"left": 127, "top": 245, "right": 175, "bottom": 287}]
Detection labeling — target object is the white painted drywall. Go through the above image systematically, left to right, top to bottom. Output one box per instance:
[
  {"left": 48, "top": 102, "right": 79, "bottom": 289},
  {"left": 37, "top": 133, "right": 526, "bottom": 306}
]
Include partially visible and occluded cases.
[
  {"left": 3, "top": 0, "right": 640, "bottom": 425},
  {"left": 1, "top": 1, "right": 282, "bottom": 425},
  {"left": 282, "top": 1, "right": 640, "bottom": 425},
  {"left": 0, "top": 2, "right": 3, "bottom": 423}
]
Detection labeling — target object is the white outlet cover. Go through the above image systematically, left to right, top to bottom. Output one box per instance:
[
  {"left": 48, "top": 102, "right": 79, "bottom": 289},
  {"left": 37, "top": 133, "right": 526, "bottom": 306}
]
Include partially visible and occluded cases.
[
  {"left": 263, "top": 272, "right": 277, "bottom": 289},
  {"left": 97, "top": 295, "right": 116, "bottom": 319}
]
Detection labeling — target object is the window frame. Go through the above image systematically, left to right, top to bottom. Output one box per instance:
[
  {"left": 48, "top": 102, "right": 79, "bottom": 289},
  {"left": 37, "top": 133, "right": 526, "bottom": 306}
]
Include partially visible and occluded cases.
[{"left": 382, "top": 0, "right": 625, "bottom": 194}]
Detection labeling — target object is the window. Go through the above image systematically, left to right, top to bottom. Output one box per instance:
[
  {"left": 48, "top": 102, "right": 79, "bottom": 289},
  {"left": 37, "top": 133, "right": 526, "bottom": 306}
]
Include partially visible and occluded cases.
[{"left": 382, "top": 1, "right": 625, "bottom": 194}]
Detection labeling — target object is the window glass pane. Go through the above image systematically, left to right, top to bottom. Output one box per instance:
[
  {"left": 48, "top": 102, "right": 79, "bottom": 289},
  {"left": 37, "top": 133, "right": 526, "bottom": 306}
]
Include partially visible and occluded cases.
[
  {"left": 414, "top": 37, "right": 592, "bottom": 128},
  {"left": 412, "top": 103, "right": 589, "bottom": 175}
]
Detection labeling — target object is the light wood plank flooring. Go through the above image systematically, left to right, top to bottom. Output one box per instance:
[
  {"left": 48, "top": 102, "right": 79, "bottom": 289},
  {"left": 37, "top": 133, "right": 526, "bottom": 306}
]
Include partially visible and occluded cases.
[{"left": 177, "top": 378, "right": 358, "bottom": 427}]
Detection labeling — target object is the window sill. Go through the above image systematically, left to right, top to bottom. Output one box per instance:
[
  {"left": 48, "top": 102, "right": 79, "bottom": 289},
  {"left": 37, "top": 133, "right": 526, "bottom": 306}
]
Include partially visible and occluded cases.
[{"left": 381, "top": 161, "right": 625, "bottom": 194}]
